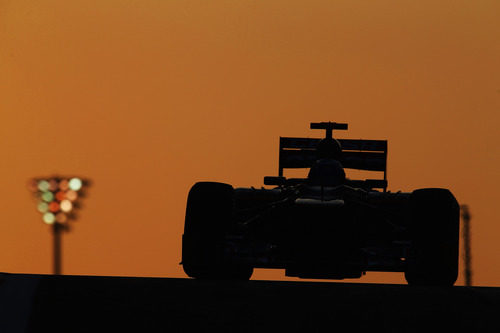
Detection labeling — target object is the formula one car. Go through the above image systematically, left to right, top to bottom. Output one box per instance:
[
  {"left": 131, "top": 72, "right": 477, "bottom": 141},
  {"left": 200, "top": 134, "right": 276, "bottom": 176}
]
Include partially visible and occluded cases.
[{"left": 181, "top": 122, "right": 459, "bottom": 285}]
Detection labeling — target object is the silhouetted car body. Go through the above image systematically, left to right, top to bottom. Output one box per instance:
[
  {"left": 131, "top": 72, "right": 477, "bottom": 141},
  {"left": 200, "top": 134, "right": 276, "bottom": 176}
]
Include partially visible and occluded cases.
[{"left": 182, "top": 122, "right": 459, "bottom": 285}]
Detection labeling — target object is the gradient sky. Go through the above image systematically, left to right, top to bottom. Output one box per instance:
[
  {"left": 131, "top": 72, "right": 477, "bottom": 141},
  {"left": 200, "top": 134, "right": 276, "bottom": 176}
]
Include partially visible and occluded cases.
[{"left": 1, "top": 0, "right": 499, "bottom": 286}]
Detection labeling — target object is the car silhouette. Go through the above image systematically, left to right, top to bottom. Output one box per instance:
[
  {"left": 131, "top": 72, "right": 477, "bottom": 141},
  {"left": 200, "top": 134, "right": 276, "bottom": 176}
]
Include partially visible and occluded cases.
[{"left": 182, "top": 122, "right": 459, "bottom": 286}]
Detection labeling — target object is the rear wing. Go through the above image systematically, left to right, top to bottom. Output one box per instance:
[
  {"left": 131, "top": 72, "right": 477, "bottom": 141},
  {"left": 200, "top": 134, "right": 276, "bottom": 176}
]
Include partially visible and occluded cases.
[{"left": 278, "top": 137, "right": 388, "bottom": 190}]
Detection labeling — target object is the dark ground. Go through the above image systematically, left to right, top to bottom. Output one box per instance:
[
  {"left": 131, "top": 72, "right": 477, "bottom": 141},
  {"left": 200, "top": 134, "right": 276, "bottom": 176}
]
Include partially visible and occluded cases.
[{"left": 1, "top": 273, "right": 499, "bottom": 332}]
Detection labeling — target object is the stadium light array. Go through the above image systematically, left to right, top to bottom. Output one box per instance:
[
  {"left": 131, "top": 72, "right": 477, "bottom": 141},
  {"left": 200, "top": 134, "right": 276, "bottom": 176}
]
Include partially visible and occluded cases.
[
  {"left": 28, "top": 176, "right": 90, "bottom": 274},
  {"left": 29, "top": 176, "right": 88, "bottom": 226}
]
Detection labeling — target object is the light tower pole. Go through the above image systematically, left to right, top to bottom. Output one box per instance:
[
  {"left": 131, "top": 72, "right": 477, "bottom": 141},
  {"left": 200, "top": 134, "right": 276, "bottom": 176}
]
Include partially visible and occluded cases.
[
  {"left": 29, "top": 176, "right": 89, "bottom": 275},
  {"left": 460, "top": 204, "right": 472, "bottom": 286},
  {"left": 53, "top": 222, "right": 63, "bottom": 275}
]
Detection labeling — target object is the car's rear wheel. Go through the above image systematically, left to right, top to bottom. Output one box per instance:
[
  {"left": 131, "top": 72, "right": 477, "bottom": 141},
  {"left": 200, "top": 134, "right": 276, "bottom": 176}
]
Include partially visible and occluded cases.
[
  {"left": 182, "top": 182, "right": 253, "bottom": 280},
  {"left": 404, "top": 188, "right": 459, "bottom": 286}
]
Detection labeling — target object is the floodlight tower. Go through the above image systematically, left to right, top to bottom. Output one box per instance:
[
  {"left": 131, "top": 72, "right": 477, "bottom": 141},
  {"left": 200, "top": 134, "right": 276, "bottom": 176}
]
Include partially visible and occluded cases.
[{"left": 28, "top": 176, "right": 90, "bottom": 275}]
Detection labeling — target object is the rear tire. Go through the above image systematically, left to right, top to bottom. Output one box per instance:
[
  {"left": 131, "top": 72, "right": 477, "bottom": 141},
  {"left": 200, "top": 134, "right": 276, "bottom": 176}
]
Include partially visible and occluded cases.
[
  {"left": 182, "top": 182, "right": 253, "bottom": 280},
  {"left": 404, "top": 188, "right": 459, "bottom": 286}
]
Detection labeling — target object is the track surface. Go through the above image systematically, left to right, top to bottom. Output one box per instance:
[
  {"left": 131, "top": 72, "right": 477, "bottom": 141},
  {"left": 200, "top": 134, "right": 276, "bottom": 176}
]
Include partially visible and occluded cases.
[{"left": 1, "top": 273, "right": 499, "bottom": 332}]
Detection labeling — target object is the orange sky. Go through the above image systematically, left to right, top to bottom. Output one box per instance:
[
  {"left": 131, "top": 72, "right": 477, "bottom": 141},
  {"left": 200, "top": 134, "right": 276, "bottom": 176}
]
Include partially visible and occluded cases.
[{"left": 1, "top": 0, "right": 499, "bottom": 286}]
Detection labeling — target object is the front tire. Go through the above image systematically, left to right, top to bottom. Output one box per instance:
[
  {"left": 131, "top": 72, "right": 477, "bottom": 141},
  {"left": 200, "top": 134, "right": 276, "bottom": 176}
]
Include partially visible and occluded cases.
[
  {"left": 182, "top": 182, "right": 253, "bottom": 280},
  {"left": 404, "top": 188, "right": 459, "bottom": 286}
]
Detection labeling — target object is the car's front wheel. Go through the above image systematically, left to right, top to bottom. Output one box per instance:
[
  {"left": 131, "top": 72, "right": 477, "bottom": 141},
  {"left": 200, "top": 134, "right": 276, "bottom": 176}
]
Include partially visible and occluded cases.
[
  {"left": 182, "top": 182, "right": 253, "bottom": 280},
  {"left": 404, "top": 188, "right": 459, "bottom": 286}
]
